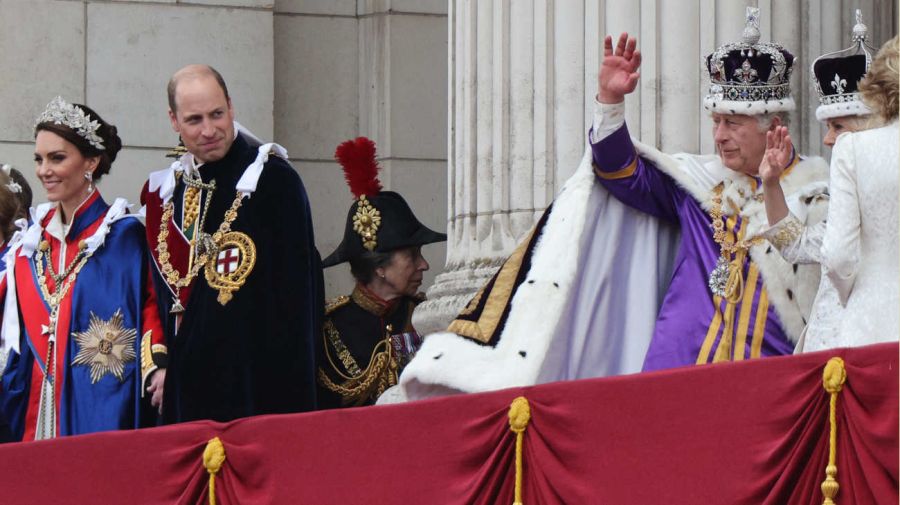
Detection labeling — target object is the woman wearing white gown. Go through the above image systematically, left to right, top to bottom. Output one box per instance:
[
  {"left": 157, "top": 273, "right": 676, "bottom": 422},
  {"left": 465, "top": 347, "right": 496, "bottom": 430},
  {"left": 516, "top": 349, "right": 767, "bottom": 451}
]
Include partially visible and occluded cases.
[
  {"left": 759, "top": 15, "right": 878, "bottom": 352},
  {"left": 821, "top": 35, "right": 899, "bottom": 347}
]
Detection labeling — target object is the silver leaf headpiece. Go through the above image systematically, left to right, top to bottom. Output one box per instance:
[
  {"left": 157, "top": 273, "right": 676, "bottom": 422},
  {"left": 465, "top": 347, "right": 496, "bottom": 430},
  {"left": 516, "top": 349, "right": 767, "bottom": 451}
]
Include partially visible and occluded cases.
[
  {"left": 35, "top": 96, "right": 105, "bottom": 151},
  {"left": 1, "top": 163, "right": 22, "bottom": 194}
]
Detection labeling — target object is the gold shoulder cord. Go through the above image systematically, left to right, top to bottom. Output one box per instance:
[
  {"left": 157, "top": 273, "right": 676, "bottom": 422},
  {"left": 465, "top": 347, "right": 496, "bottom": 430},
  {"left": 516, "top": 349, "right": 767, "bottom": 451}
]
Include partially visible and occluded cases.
[
  {"left": 325, "top": 295, "right": 350, "bottom": 315},
  {"left": 318, "top": 322, "right": 398, "bottom": 406}
]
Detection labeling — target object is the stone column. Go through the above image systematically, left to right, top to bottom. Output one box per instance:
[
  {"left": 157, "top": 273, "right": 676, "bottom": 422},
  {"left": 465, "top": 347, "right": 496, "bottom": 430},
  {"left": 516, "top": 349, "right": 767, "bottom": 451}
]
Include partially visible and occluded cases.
[
  {"left": 413, "top": 0, "right": 897, "bottom": 335},
  {"left": 414, "top": 0, "right": 593, "bottom": 334}
]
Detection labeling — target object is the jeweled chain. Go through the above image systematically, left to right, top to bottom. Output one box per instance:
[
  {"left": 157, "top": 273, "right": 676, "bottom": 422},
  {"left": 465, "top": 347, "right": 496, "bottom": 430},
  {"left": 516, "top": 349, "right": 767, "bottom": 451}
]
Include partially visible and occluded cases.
[
  {"left": 708, "top": 183, "right": 763, "bottom": 299},
  {"left": 709, "top": 184, "right": 763, "bottom": 256},
  {"left": 156, "top": 189, "right": 245, "bottom": 293},
  {"left": 33, "top": 238, "right": 96, "bottom": 438},
  {"left": 35, "top": 240, "right": 94, "bottom": 309},
  {"left": 44, "top": 240, "right": 89, "bottom": 286}
]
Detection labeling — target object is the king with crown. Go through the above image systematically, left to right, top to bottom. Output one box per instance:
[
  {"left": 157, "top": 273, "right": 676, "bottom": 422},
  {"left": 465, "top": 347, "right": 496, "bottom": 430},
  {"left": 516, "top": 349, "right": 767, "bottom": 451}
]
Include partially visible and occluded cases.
[{"left": 589, "top": 8, "right": 829, "bottom": 369}]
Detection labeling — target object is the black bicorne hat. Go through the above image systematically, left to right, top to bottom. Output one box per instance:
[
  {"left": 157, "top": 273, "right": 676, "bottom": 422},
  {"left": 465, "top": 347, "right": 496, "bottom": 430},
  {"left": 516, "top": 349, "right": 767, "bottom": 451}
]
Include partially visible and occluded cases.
[
  {"left": 704, "top": 7, "right": 796, "bottom": 115},
  {"left": 811, "top": 9, "right": 876, "bottom": 121},
  {"left": 322, "top": 137, "right": 446, "bottom": 268}
]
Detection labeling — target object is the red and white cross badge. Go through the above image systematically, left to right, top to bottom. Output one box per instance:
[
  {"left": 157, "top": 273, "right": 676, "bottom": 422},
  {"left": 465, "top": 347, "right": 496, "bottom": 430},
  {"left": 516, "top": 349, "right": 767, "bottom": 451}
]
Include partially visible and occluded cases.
[{"left": 216, "top": 247, "right": 241, "bottom": 274}]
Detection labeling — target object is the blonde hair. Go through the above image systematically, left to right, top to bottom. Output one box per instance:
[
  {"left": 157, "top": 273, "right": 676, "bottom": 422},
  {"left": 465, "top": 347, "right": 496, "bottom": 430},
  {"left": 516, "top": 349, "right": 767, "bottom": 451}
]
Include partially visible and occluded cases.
[{"left": 859, "top": 35, "right": 899, "bottom": 123}]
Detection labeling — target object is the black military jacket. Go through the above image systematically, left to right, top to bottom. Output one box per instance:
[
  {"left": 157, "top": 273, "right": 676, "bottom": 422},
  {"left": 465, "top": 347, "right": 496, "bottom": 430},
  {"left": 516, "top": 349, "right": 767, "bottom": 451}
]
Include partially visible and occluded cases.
[{"left": 317, "top": 284, "right": 424, "bottom": 408}]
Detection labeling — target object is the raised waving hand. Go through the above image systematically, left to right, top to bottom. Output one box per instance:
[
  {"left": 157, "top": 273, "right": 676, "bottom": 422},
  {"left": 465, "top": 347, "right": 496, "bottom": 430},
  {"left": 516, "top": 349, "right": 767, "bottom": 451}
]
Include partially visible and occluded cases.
[{"left": 598, "top": 33, "right": 642, "bottom": 104}]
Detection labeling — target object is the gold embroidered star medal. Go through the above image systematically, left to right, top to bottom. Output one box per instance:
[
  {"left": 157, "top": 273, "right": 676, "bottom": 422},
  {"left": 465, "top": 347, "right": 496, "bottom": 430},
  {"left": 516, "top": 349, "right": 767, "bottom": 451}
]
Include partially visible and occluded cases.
[
  {"left": 353, "top": 195, "right": 381, "bottom": 251},
  {"left": 204, "top": 231, "right": 256, "bottom": 305},
  {"left": 71, "top": 310, "right": 137, "bottom": 384}
]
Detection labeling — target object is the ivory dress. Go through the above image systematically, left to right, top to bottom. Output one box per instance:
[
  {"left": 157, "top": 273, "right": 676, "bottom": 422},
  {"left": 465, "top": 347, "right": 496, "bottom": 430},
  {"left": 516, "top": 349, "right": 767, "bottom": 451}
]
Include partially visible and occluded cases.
[{"left": 821, "top": 121, "right": 900, "bottom": 347}]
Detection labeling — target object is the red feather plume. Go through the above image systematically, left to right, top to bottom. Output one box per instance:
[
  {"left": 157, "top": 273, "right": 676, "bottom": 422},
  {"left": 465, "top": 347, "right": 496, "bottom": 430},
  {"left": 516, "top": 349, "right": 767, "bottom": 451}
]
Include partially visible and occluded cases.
[{"left": 334, "top": 137, "right": 383, "bottom": 199}]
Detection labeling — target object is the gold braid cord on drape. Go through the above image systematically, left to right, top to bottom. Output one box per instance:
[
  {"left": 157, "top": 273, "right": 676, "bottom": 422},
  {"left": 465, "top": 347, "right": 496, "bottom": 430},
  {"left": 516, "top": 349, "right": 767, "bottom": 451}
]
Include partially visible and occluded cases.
[{"left": 0, "top": 344, "right": 894, "bottom": 504}]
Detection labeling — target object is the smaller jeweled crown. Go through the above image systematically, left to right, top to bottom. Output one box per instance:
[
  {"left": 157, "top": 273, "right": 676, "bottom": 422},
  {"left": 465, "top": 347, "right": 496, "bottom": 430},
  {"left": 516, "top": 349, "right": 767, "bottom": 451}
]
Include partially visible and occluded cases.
[
  {"left": 704, "top": 7, "right": 796, "bottom": 115},
  {"left": 811, "top": 9, "right": 876, "bottom": 121},
  {"left": 35, "top": 96, "right": 105, "bottom": 150}
]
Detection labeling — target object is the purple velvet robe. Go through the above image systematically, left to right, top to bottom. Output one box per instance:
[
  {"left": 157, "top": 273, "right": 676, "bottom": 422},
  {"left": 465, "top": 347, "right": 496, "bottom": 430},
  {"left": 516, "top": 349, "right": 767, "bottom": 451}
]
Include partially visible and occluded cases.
[{"left": 591, "top": 124, "right": 794, "bottom": 371}]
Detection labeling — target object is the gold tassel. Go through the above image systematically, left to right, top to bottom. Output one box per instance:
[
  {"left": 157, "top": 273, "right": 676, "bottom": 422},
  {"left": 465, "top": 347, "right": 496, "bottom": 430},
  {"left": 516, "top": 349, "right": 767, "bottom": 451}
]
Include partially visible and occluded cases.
[
  {"left": 821, "top": 357, "right": 846, "bottom": 505},
  {"left": 508, "top": 397, "right": 531, "bottom": 505},
  {"left": 203, "top": 437, "right": 227, "bottom": 505}
]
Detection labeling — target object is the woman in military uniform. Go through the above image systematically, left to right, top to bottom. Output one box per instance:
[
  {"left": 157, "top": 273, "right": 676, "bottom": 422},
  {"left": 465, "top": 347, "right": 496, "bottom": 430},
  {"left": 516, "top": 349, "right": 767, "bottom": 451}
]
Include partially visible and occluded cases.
[{"left": 318, "top": 137, "right": 446, "bottom": 408}]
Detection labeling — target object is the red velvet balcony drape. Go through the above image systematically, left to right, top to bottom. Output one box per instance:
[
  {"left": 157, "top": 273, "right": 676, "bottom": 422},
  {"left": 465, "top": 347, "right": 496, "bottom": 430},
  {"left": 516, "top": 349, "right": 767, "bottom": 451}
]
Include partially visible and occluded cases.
[{"left": 0, "top": 343, "right": 895, "bottom": 504}]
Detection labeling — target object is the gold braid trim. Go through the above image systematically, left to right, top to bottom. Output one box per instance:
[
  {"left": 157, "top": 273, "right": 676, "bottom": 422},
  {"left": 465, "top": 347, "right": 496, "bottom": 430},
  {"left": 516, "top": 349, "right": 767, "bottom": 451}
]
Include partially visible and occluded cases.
[
  {"left": 182, "top": 186, "right": 201, "bottom": 232},
  {"left": 768, "top": 214, "right": 803, "bottom": 251},
  {"left": 325, "top": 295, "right": 350, "bottom": 315},
  {"left": 323, "top": 320, "right": 361, "bottom": 376},
  {"left": 319, "top": 322, "right": 398, "bottom": 406},
  {"left": 139, "top": 331, "right": 156, "bottom": 395},
  {"left": 317, "top": 351, "right": 396, "bottom": 407},
  {"left": 821, "top": 357, "right": 847, "bottom": 505}
]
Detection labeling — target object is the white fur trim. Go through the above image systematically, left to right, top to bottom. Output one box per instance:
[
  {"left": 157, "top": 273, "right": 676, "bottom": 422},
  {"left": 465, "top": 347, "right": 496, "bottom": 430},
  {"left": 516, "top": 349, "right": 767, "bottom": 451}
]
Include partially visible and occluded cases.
[
  {"left": 704, "top": 96, "right": 796, "bottom": 115},
  {"left": 815, "top": 100, "right": 871, "bottom": 121},
  {"left": 634, "top": 138, "right": 829, "bottom": 343},
  {"left": 400, "top": 140, "right": 829, "bottom": 399},
  {"left": 401, "top": 147, "right": 599, "bottom": 396},
  {"left": 743, "top": 167, "right": 829, "bottom": 340}
]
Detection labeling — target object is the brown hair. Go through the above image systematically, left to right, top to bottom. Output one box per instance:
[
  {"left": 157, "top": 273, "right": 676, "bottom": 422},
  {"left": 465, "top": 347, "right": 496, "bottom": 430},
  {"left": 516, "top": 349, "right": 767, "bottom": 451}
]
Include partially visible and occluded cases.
[
  {"left": 859, "top": 35, "right": 899, "bottom": 123},
  {"left": 167, "top": 65, "right": 230, "bottom": 114},
  {"left": 34, "top": 103, "right": 122, "bottom": 182},
  {"left": 0, "top": 167, "right": 32, "bottom": 240},
  {"left": 349, "top": 250, "right": 395, "bottom": 285}
]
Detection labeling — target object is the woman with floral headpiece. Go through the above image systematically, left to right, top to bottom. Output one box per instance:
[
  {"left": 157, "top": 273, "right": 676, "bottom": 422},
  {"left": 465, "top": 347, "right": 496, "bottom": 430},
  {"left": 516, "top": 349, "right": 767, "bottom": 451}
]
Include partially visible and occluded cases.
[{"left": 0, "top": 97, "right": 165, "bottom": 441}]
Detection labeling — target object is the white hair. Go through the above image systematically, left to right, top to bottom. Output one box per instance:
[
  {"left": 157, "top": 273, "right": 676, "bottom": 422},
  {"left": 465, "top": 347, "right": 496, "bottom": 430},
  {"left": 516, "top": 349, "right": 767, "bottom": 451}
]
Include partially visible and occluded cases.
[{"left": 755, "top": 112, "right": 791, "bottom": 132}]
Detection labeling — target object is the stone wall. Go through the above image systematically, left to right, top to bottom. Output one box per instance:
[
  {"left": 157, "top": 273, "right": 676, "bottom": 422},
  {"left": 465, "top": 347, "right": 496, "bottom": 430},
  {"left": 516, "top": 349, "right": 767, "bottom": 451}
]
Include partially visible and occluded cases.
[{"left": 0, "top": 0, "right": 448, "bottom": 299}]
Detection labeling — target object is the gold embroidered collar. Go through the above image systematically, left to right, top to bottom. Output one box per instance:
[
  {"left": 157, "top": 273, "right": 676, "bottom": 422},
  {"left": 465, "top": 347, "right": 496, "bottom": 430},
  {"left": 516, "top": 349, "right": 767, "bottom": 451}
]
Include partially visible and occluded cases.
[{"left": 351, "top": 284, "right": 396, "bottom": 317}]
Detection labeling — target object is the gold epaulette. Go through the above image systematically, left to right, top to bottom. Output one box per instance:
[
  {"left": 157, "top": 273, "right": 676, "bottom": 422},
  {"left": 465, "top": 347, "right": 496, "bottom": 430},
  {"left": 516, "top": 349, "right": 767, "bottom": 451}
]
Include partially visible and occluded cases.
[
  {"left": 166, "top": 144, "right": 188, "bottom": 159},
  {"left": 325, "top": 295, "right": 351, "bottom": 315}
]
